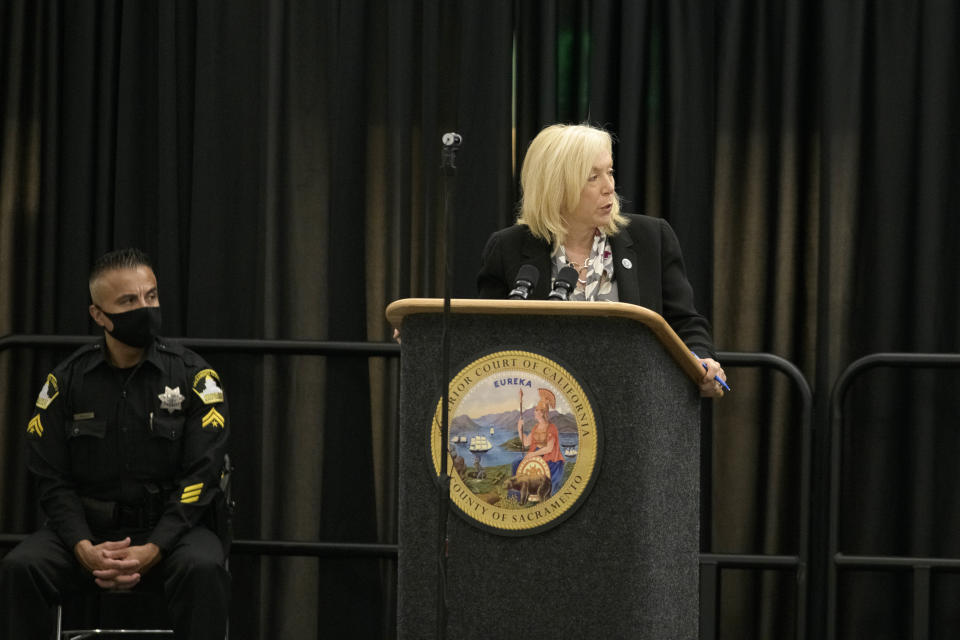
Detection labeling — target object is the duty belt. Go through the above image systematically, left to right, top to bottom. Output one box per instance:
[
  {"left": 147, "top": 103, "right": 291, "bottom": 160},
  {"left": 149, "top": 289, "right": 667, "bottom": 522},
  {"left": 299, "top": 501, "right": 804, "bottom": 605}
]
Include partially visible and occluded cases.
[{"left": 81, "top": 496, "right": 159, "bottom": 530}]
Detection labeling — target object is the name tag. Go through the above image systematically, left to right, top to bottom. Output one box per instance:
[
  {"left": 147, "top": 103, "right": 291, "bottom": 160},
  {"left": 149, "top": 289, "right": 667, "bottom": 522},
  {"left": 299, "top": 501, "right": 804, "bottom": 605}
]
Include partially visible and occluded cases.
[{"left": 73, "top": 412, "right": 95, "bottom": 421}]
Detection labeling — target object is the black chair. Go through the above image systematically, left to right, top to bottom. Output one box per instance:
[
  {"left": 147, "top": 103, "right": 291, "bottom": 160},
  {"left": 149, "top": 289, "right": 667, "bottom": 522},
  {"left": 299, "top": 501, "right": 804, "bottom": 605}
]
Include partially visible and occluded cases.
[{"left": 56, "top": 589, "right": 173, "bottom": 639}]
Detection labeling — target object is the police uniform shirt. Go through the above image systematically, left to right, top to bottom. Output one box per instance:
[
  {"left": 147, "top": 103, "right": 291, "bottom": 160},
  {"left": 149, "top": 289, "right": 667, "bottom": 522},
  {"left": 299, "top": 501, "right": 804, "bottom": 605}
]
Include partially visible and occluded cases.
[{"left": 26, "top": 337, "right": 229, "bottom": 553}]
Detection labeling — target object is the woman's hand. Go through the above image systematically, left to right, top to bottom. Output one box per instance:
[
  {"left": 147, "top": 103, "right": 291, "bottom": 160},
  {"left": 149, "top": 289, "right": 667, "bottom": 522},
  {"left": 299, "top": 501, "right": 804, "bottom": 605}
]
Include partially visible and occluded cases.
[{"left": 698, "top": 357, "right": 727, "bottom": 398}]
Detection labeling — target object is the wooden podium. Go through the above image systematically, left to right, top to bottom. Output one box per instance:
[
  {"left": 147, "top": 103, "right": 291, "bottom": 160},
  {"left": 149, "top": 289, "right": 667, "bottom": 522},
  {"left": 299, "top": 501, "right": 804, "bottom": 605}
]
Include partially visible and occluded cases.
[{"left": 386, "top": 299, "right": 703, "bottom": 639}]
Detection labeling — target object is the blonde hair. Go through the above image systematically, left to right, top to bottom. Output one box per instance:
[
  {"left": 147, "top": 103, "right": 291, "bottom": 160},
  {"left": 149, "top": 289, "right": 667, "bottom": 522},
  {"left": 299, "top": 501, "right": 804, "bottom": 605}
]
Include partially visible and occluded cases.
[{"left": 516, "top": 123, "right": 626, "bottom": 251}]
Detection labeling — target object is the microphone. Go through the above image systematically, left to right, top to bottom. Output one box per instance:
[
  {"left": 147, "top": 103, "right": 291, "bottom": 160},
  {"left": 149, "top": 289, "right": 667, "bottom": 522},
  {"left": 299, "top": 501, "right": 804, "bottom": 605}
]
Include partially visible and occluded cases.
[
  {"left": 441, "top": 132, "right": 462, "bottom": 147},
  {"left": 441, "top": 133, "right": 462, "bottom": 172},
  {"left": 508, "top": 264, "right": 539, "bottom": 300},
  {"left": 548, "top": 266, "right": 578, "bottom": 301}
]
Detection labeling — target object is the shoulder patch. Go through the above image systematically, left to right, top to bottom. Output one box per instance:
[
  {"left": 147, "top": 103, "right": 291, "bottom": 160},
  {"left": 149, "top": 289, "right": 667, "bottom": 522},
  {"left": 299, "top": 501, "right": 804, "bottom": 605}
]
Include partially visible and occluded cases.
[
  {"left": 192, "top": 369, "right": 224, "bottom": 405},
  {"left": 35, "top": 374, "right": 59, "bottom": 410},
  {"left": 27, "top": 414, "right": 44, "bottom": 438}
]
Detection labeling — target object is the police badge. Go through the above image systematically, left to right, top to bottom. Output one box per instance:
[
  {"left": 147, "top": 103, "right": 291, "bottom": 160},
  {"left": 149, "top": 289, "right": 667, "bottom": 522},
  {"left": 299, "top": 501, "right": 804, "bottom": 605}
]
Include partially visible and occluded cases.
[{"left": 158, "top": 386, "right": 185, "bottom": 413}]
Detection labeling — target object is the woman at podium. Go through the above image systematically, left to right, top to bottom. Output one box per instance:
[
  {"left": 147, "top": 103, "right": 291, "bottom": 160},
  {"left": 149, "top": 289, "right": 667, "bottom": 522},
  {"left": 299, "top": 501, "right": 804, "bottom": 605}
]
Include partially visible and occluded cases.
[{"left": 477, "top": 122, "right": 727, "bottom": 397}]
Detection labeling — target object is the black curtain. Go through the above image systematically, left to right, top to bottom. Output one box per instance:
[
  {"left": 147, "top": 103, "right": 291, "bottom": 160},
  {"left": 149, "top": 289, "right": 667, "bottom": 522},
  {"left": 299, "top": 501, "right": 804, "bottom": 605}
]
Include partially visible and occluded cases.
[
  {"left": 3, "top": 1, "right": 960, "bottom": 638},
  {"left": 822, "top": 3, "right": 960, "bottom": 639}
]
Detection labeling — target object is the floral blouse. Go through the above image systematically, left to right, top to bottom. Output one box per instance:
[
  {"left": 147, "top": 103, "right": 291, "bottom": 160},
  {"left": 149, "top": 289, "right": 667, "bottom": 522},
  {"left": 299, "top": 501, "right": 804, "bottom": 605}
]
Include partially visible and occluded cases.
[{"left": 552, "top": 228, "right": 620, "bottom": 301}]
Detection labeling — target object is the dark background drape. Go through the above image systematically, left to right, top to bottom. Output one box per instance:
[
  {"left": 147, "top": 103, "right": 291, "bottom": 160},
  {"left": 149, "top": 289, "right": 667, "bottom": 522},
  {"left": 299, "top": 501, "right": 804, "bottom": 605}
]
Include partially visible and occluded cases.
[{"left": 2, "top": 1, "right": 959, "bottom": 638}]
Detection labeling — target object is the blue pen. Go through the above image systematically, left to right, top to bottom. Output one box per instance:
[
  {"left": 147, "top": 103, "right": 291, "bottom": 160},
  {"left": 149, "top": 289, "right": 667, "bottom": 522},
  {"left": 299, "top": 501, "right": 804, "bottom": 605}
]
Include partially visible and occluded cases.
[
  {"left": 692, "top": 352, "right": 731, "bottom": 391},
  {"left": 704, "top": 363, "right": 731, "bottom": 391}
]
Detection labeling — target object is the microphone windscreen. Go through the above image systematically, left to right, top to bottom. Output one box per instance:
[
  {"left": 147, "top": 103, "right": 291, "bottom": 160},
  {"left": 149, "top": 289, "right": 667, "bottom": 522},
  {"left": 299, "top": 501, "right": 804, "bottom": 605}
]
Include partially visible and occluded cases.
[
  {"left": 515, "top": 264, "right": 539, "bottom": 287},
  {"left": 555, "top": 265, "right": 578, "bottom": 289}
]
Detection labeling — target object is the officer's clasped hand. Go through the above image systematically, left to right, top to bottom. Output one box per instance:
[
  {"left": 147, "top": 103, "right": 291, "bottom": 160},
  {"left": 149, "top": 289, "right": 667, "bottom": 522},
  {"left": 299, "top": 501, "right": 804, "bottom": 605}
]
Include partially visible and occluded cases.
[{"left": 74, "top": 537, "right": 162, "bottom": 590}]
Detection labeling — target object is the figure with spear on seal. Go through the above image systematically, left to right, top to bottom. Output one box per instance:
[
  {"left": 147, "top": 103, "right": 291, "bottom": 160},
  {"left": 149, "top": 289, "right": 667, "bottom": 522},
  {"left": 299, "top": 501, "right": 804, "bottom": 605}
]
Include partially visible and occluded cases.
[{"left": 508, "top": 388, "right": 565, "bottom": 504}]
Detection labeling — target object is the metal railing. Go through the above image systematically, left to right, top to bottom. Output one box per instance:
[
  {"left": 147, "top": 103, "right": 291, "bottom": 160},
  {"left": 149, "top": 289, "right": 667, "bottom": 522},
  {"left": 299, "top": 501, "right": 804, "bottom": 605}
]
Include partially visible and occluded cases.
[
  {"left": 0, "top": 334, "right": 402, "bottom": 357},
  {"left": 1, "top": 335, "right": 812, "bottom": 635},
  {"left": 699, "top": 351, "right": 813, "bottom": 640},
  {"left": 827, "top": 353, "right": 960, "bottom": 640}
]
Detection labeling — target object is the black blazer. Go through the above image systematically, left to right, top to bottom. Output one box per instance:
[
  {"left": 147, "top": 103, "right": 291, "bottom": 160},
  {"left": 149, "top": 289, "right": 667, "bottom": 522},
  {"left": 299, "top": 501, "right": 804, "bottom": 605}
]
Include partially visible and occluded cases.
[{"left": 476, "top": 213, "right": 716, "bottom": 358}]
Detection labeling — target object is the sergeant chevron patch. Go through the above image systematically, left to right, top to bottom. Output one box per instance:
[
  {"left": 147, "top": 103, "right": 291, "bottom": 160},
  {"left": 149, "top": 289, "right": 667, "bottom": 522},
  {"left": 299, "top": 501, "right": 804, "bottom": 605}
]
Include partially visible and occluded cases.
[
  {"left": 201, "top": 407, "right": 225, "bottom": 431},
  {"left": 27, "top": 415, "right": 44, "bottom": 438},
  {"left": 180, "top": 482, "right": 203, "bottom": 504}
]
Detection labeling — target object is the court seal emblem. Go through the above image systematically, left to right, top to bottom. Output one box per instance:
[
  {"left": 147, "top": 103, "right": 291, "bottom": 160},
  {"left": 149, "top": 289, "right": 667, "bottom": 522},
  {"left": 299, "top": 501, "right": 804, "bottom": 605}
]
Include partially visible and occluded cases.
[{"left": 429, "top": 349, "right": 602, "bottom": 535}]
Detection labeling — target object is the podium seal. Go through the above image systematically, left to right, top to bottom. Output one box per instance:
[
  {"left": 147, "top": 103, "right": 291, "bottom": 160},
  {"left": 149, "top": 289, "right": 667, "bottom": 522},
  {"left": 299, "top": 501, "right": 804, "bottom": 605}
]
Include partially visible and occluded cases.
[{"left": 430, "top": 349, "right": 601, "bottom": 535}]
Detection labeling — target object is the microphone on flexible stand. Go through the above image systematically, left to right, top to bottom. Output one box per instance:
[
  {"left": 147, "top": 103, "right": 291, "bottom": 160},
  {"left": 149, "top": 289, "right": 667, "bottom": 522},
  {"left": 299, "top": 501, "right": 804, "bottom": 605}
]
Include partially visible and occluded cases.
[
  {"left": 436, "top": 131, "right": 462, "bottom": 640},
  {"left": 508, "top": 265, "right": 540, "bottom": 300},
  {"left": 547, "top": 266, "right": 579, "bottom": 301}
]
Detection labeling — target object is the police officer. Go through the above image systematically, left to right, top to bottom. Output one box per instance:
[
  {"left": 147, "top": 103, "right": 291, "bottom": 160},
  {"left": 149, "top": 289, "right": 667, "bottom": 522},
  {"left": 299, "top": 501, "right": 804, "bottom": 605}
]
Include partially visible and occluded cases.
[{"left": 0, "top": 248, "right": 230, "bottom": 639}]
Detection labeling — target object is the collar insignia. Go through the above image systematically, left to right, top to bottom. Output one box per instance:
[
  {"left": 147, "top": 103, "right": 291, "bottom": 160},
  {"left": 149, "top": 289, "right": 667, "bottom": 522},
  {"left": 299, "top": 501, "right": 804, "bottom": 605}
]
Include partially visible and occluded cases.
[
  {"left": 35, "top": 374, "right": 59, "bottom": 410},
  {"left": 158, "top": 386, "right": 185, "bottom": 413}
]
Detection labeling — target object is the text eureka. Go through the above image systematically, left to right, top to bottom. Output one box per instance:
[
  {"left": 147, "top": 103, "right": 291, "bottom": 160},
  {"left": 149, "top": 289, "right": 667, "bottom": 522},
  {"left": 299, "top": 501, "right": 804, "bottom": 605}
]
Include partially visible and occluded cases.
[
  {"left": 446, "top": 356, "right": 593, "bottom": 437},
  {"left": 452, "top": 473, "right": 587, "bottom": 524}
]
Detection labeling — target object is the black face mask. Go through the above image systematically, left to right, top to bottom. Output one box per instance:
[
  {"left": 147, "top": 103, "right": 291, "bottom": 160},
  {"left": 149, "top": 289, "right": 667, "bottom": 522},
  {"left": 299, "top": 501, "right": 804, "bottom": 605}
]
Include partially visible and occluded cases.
[{"left": 101, "top": 306, "right": 162, "bottom": 348}]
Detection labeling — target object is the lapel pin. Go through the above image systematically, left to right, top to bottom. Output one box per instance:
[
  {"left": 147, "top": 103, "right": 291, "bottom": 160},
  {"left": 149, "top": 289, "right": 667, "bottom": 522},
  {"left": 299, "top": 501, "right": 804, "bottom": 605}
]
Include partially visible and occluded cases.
[{"left": 621, "top": 258, "right": 633, "bottom": 269}]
